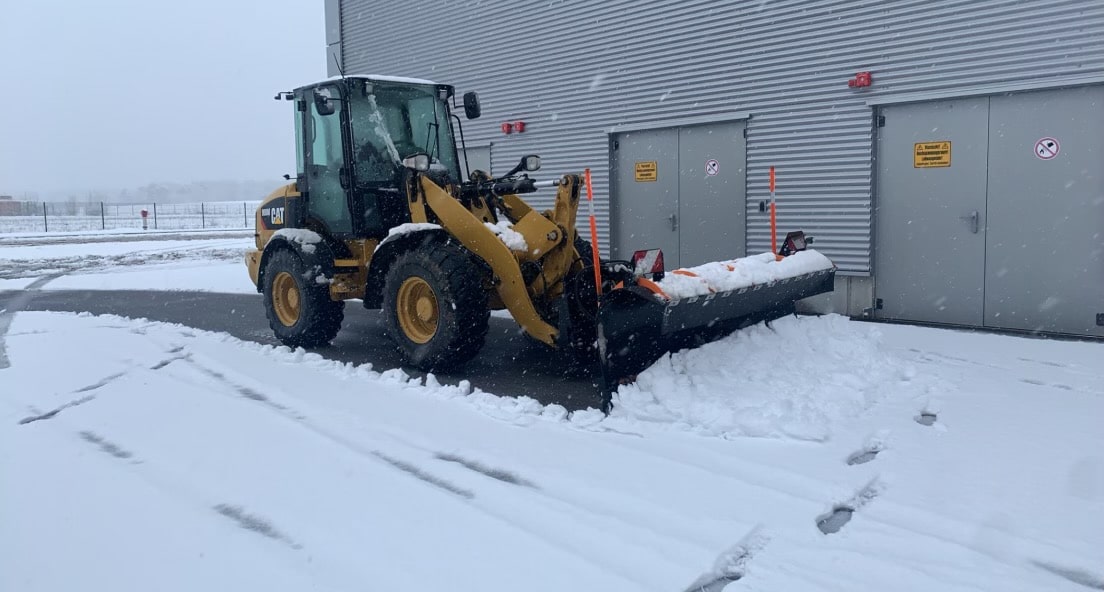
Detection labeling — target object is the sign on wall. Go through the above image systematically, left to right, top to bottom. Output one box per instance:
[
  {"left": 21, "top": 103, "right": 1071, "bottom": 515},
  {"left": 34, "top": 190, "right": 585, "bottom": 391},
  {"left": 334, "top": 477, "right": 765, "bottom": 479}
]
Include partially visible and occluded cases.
[
  {"left": 1034, "top": 137, "right": 1060, "bottom": 160},
  {"left": 914, "top": 141, "right": 952, "bottom": 168},
  {"left": 705, "top": 159, "right": 720, "bottom": 176},
  {"left": 634, "top": 161, "right": 658, "bottom": 182}
]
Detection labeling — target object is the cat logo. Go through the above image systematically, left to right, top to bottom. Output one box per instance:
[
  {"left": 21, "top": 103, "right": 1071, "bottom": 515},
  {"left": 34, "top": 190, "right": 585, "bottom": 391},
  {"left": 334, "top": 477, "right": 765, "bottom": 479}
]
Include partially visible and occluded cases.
[{"left": 270, "top": 207, "right": 284, "bottom": 225}]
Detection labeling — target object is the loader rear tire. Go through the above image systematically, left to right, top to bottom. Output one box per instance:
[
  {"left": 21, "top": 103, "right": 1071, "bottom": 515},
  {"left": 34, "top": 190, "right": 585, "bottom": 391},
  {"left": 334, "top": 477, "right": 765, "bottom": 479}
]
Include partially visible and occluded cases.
[
  {"left": 383, "top": 243, "right": 489, "bottom": 371},
  {"left": 263, "top": 250, "right": 344, "bottom": 348}
]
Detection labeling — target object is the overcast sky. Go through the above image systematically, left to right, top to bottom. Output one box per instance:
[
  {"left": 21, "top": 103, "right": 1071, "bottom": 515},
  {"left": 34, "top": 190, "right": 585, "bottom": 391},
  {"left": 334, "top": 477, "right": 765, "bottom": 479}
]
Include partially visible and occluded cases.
[{"left": 0, "top": 0, "right": 324, "bottom": 196}]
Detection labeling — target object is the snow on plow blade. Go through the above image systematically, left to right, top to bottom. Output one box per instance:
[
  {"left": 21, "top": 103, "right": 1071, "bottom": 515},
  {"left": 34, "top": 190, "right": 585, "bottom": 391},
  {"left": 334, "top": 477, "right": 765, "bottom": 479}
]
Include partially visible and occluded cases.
[{"left": 597, "top": 262, "right": 836, "bottom": 409}]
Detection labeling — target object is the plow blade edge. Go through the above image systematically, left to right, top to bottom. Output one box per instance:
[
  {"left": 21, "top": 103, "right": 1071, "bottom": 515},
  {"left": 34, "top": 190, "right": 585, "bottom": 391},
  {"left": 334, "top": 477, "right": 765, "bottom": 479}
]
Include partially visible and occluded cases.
[{"left": 596, "top": 267, "right": 836, "bottom": 407}]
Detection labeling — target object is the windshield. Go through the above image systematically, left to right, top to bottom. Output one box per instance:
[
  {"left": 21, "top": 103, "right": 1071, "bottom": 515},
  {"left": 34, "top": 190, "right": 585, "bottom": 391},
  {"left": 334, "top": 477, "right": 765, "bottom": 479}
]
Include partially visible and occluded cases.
[{"left": 347, "top": 81, "right": 461, "bottom": 184}]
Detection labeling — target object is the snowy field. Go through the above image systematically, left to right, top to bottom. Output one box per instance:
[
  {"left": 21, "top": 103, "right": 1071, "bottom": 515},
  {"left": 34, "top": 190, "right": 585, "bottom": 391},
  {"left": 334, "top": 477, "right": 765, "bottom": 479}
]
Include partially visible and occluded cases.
[
  {"left": 0, "top": 201, "right": 260, "bottom": 234},
  {"left": 0, "top": 230, "right": 256, "bottom": 294},
  {"left": 2, "top": 233, "right": 1103, "bottom": 591}
]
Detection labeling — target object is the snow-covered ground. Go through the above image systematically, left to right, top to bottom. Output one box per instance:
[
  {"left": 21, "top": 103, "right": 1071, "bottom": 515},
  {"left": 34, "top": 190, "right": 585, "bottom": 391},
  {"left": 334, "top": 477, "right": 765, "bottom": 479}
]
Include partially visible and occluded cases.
[
  {"left": 0, "top": 231, "right": 256, "bottom": 294},
  {"left": 2, "top": 232, "right": 1103, "bottom": 591},
  {"left": 2, "top": 309, "right": 1101, "bottom": 591}
]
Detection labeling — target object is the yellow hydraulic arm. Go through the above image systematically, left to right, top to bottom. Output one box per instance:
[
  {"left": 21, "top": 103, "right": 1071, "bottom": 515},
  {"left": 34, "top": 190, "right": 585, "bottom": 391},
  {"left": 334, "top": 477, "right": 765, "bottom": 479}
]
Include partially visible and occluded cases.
[{"left": 415, "top": 174, "right": 583, "bottom": 346}]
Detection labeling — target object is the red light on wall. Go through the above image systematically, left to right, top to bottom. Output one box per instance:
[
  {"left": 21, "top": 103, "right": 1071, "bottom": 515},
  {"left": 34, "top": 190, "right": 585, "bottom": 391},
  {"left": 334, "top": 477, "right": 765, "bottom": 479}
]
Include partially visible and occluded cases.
[
  {"left": 848, "top": 71, "right": 872, "bottom": 88},
  {"left": 513, "top": 121, "right": 526, "bottom": 133},
  {"left": 501, "top": 122, "right": 514, "bottom": 134}
]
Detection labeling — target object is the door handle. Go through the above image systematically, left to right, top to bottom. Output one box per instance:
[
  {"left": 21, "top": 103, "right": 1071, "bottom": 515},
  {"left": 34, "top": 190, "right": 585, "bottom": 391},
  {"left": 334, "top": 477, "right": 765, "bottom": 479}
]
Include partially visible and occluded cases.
[
  {"left": 959, "top": 210, "right": 979, "bottom": 234},
  {"left": 668, "top": 213, "right": 678, "bottom": 231}
]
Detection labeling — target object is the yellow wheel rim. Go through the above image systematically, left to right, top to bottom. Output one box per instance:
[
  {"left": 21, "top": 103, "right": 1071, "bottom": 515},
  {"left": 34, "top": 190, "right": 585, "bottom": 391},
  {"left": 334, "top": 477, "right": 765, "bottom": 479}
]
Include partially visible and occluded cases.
[
  {"left": 272, "top": 271, "right": 301, "bottom": 327},
  {"left": 396, "top": 276, "right": 439, "bottom": 344}
]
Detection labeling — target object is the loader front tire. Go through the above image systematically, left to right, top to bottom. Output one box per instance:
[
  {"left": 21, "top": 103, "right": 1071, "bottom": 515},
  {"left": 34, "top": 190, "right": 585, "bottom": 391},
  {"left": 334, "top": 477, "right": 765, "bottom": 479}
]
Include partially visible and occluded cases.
[
  {"left": 383, "top": 244, "right": 489, "bottom": 371},
  {"left": 263, "top": 250, "right": 344, "bottom": 348}
]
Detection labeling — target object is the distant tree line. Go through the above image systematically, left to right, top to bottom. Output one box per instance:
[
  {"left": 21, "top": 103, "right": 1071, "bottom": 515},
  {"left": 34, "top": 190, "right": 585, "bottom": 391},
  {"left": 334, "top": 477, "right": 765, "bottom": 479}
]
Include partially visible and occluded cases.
[{"left": 6, "top": 179, "right": 284, "bottom": 205}]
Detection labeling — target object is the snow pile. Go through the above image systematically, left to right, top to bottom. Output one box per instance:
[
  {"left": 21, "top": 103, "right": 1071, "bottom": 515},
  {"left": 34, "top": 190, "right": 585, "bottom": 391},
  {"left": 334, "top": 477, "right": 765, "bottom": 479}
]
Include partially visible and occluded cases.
[
  {"left": 484, "top": 221, "right": 528, "bottom": 252},
  {"left": 272, "top": 228, "right": 322, "bottom": 254},
  {"left": 658, "top": 250, "right": 834, "bottom": 299},
  {"left": 612, "top": 314, "right": 918, "bottom": 441}
]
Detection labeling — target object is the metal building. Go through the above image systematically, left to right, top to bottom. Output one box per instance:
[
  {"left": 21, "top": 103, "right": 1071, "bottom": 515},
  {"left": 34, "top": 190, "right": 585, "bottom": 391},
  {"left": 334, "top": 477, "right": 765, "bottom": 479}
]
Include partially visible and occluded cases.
[{"left": 324, "top": 0, "right": 1104, "bottom": 337}]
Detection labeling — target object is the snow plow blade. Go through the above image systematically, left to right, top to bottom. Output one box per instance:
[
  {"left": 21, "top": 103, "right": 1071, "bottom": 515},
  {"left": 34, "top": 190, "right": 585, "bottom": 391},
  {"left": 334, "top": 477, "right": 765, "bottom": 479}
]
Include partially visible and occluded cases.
[{"left": 596, "top": 266, "right": 836, "bottom": 409}]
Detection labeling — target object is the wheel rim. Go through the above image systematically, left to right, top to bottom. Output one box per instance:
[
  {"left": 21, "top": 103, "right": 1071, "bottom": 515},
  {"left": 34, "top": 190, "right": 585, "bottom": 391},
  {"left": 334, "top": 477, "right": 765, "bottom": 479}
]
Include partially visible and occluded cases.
[
  {"left": 272, "top": 271, "right": 301, "bottom": 327},
  {"left": 396, "top": 276, "right": 439, "bottom": 344}
]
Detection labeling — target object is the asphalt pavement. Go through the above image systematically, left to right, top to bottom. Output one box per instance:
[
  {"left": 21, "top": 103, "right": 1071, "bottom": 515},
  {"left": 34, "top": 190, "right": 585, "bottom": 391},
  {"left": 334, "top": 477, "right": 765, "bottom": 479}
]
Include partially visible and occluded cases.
[{"left": 0, "top": 288, "right": 606, "bottom": 411}]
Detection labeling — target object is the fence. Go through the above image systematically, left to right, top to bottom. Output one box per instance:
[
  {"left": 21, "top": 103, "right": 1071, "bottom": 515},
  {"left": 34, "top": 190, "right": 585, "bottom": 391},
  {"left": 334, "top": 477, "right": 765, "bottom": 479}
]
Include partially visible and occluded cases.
[{"left": 0, "top": 201, "right": 263, "bottom": 233}]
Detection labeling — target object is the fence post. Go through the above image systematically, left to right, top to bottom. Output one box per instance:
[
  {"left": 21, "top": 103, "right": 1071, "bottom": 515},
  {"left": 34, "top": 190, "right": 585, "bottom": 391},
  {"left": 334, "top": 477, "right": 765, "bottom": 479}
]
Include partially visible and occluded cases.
[
  {"left": 243, "top": 201, "right": 247, "bottom": 228},
  {"left": 42, "top": 202, "right": 48, "bottom": 232},
  {"left": 100, "top": 202, "right": 106, "bottom": 230},
  {"left": 153, "top": 202, "right": 158, "bottom": 229},
  {"left": 201, "top": 202, "right": 206, "bottom": 229}
]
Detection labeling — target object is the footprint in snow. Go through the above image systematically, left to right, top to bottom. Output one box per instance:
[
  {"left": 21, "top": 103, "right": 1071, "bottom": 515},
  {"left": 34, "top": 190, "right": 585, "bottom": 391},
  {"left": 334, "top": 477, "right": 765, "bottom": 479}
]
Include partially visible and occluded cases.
[
  {"left": 914, "top": 412, "right": 938, "bottom": 426},
  {"left": 847, "top": 431, "right": 889, "bottom": 466},
  {"left": 847, "top": 449, "right": 879, "bottom": 465},
  {"left": 816, "top": 478, "right": 882, "bottom": 536},
  {"left": 681, "top": 527, "right": 770, "bottom": 591}
]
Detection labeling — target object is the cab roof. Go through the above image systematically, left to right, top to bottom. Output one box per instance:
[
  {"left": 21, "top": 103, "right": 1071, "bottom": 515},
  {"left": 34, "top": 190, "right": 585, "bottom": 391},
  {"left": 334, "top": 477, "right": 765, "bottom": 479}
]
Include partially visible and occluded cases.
[{"left": 295, "top": 74, "right": 447, "bottom": 92}]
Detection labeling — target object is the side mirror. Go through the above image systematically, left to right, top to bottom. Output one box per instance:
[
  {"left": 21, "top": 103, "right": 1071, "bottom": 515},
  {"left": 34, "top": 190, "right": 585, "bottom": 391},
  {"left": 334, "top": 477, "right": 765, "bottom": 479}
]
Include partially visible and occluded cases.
[
  {"left": 313, "top": 89, "right": 336, "bottom": 116},
  {"left": 463, "top": 91, "right": 481, "bottom": 119},
  {"left": 402, "top": 153, "right": 431, "bottom": 172},
  {"left": 502, "top": 154, "right": 541, "bottom": 178}
]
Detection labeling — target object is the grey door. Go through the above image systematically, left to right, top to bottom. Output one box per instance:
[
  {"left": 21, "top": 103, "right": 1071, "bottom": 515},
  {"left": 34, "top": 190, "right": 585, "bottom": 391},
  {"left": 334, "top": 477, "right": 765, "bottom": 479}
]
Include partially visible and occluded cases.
[
  {"left": 985, "top": 86, "right": 1104, "bottom": 336},
  {"left": 874, "top": 98, "right": 989, "bottom": 326},
  {"left": 678, "top": 122, "right": 746, "bottom": 267},
  {"left": 610, "top": 128, "right": 679, "bottom": 264}
]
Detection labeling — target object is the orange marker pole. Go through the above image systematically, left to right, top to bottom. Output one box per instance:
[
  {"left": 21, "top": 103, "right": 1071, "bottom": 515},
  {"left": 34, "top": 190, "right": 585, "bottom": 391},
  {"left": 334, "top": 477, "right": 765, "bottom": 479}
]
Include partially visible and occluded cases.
[
  {"left": 769, "top": 166, "right": 778, "bottom": 255},
  {"left": 584, "top": 168, "right": 603, "bottom": 297},
  {"left": 585, "top": 168, "right": 615, "bottom": 414}
]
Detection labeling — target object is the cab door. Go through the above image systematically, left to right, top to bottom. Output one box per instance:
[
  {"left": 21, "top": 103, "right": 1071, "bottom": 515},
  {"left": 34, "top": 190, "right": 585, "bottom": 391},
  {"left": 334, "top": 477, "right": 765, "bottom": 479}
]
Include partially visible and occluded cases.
[{"left": 300, "top": 84, "right": 353, "bottom": 234}]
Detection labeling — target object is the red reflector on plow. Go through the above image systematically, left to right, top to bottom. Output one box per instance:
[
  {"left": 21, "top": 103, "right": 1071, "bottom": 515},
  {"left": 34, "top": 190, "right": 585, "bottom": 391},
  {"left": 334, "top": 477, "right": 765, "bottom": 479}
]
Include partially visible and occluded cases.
[
  {"left": 779, "top": 231, "right": 808, "bottom": 256},
  {"left": 631, "top": 249, "right": 664, "bottom": 279}
]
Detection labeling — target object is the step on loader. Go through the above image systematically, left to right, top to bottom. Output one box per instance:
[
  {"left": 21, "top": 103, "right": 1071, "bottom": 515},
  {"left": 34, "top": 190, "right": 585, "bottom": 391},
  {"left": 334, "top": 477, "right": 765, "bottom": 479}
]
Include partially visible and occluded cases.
[{"left": 246, "top": 75, "right": 835, "bottom": 411}]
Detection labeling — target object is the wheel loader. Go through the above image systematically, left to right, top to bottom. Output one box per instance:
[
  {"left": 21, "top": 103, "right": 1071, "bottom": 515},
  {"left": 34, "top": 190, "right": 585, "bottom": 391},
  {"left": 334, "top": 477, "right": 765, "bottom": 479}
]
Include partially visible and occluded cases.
[{"left": 245, "top": 75, "right": 835, "bottom": 410}]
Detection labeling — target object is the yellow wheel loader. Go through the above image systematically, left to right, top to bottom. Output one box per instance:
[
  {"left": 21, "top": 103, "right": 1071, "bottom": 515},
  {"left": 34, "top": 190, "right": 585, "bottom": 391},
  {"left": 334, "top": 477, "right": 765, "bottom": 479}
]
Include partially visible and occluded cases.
[{"left": 246, "top": 75, "right": 835, "bottom": 410}]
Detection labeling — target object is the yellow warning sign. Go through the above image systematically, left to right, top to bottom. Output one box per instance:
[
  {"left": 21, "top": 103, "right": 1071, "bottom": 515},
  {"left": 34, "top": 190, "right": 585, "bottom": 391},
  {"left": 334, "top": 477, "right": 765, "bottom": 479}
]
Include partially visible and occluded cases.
[
  {"left": 914, "top": 141, "right": 952, "bottom": 168},
  {"left": 634, "top": 161, "right": 657, "bottom": 182}
]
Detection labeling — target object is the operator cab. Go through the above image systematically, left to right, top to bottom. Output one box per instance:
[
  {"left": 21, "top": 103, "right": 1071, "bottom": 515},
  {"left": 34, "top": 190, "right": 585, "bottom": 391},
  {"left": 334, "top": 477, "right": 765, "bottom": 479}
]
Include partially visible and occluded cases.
[{"left": 282, "top": 75, "right": 480, "bottom": 240}]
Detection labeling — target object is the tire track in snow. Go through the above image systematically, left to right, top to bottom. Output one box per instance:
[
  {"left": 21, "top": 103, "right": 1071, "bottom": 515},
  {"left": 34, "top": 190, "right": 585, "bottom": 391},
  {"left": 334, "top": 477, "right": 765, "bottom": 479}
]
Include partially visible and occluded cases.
[
  {"left": 0, "top": 273, "right": 63, "bottom": 369},
  {"left": 170, "top": 345, "right": 698, "bottom": 581},
  {"left": 166, "top": 350, "right": 475, "bottom": 500},
  {"left": 17, "top": 368, "right": 136, "bottom": 424},
  {"left": 18, "top": 394, "right": 97, "bottom": 425},
  {"left": 79, "top": 430, "right": 137, "bottom": 460},
  {"left": 374, "top": 452, "right": 474, "bottom": 499},
  {"left": 435, "top": 452, "right": 537, "bottom": 488},
  {"left": 212, "top": 504, "right": 303, "bottom": 549},
  {"left": 1032, "top": 560, "right": 1104, "bottom": 590}
]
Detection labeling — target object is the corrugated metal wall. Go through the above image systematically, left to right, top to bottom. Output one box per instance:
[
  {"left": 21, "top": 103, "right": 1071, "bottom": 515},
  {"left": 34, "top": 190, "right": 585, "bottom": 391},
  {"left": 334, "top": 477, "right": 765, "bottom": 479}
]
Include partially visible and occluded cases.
[{"left": 335, "top": 0, "right": 1104, "bottom": 273}]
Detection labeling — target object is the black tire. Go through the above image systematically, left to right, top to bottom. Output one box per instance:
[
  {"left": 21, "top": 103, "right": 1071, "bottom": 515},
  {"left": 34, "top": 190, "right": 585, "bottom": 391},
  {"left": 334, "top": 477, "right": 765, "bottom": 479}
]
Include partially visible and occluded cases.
[
  {"left": 562, "top": 236, "right": 601, "bottom": 366},
  {"left": 382, "top": 242, "right": 490, "bottom": 371},
  {"left": 262, "top": 250, "right": 344, "bottom": 348}
]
